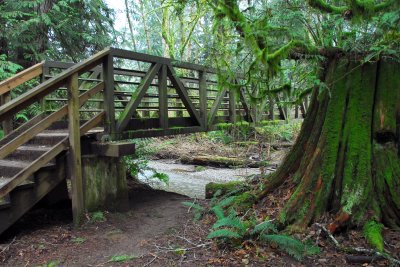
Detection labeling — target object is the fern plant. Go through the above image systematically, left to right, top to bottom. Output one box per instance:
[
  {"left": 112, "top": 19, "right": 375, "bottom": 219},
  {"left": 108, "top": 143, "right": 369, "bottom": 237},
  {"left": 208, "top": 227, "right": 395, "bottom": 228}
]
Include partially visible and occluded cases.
[{"left": 204, "top": 196, "right": 320, "bottom": 261}]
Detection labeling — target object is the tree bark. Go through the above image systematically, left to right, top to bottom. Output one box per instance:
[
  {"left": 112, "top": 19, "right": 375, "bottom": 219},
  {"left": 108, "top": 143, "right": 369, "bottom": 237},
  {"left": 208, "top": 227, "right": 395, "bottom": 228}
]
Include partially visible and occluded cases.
[{"left": 258, "top": 57, "right": 400, "bottom": 231}]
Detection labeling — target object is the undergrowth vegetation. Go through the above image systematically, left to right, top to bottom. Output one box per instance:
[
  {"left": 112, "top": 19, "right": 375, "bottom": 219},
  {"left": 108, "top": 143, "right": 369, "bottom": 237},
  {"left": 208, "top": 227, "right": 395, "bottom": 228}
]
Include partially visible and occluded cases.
[
  {"left": 123, "top": 138, "right": 169, "bottom": 184},
  {"left": 182, "top": 188, "right": 320, "bottom": 262}
]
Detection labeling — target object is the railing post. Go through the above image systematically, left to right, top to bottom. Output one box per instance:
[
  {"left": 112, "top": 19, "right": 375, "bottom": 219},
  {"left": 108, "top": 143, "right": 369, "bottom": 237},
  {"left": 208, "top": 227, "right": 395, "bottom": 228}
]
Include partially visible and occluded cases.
[
  {"left": 102, "top": 52, "right": 116, "bottom": 139},
  {"left": 40, "top": 63, "right": 48, "bottom": 113},
  {"left": 158, "top": 64, "right": 168, "bottom": 130},
  {"left": 199, "top": 70, "right": 207, "bottom": 130},
  {"left": 67, "top": 72, "right": 84, "bottom": 226},
  {"left": 229, "top": 89, "right": 237, "bottom": 123},
  {"left": 1, "top": 92, "right": 12, "bottom": 135}
]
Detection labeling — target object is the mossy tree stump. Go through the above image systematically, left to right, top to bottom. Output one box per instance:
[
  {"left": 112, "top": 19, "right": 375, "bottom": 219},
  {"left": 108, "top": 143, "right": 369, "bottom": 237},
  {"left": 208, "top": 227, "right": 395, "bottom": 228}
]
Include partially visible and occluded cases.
[{"left": 259, "top": 57, "right": 400, "bottom": 233}]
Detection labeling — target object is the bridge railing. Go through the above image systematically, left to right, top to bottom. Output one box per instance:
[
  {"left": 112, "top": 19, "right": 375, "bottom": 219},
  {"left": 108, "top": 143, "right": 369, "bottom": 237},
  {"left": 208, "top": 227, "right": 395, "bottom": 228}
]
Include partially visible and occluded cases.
[{"left": 41, "top": 47, "right": 252, "bottom": 140}]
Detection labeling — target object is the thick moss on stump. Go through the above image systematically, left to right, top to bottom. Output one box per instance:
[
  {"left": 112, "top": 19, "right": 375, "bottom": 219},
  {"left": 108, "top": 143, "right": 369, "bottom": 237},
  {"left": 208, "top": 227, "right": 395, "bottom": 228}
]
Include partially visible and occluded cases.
[
  {"left": 257, "top": 57, "right": 400, "bottom": 246},
  {"left": 82, "top": 155, "right": 129, "bottom": 212},
  {"left": 205, "top": 181, "right": 246, "bottom": 199}
]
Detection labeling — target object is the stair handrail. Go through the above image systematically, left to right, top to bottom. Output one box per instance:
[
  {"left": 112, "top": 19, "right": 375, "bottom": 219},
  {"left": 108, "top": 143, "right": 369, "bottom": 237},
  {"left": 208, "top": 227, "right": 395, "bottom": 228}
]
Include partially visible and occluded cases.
[
  {"left": 0, "top": 47, "right": 110, "bottom": 122},
  {"left": 0, "top": 61, "right": 45, "bottom": 96}
]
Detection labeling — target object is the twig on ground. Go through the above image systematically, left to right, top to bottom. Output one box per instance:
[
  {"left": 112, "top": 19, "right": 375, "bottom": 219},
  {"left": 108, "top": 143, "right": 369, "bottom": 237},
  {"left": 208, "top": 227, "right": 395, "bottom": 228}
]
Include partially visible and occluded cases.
[
  {"left": 315, "top": 223, "right": 400, "bottom": 266},
  {"left": 0, "top": 237, "right": 16, "bottom": 254},
  {"left": 142, "top": 253, "right": 158, "bottom": 267}
]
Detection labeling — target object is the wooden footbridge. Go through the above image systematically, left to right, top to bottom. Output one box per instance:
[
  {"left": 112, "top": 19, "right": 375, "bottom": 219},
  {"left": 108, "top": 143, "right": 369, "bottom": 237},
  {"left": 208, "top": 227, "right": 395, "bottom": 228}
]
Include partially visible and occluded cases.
[
  {"left": 0, "top": 47, "right": 302, "bottom": 234},
  {"left": 0, "top": 47, "right": 255, "bottom": 234}
]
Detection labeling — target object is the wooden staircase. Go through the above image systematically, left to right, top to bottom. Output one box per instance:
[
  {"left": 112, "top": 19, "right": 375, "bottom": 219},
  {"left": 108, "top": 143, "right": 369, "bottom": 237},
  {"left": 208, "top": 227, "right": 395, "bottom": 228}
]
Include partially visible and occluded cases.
[
  {"left": 0, "top": 50, "right": 108, "bottom": 235},
  {"left": 0, "top": 129, "right": 68, "bottom": 234}
]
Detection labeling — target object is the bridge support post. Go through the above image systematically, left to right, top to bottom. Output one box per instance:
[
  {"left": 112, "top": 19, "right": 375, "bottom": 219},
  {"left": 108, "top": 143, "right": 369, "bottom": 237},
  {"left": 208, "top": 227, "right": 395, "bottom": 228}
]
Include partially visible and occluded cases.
[
  {"left": 103, "top": 52, "right": 116, "bottom": 139},
  {"left": 158, "top": 64, "right": 168, "bottom": 129},
  {"left": 199, "top": 71, "right": 207, "bottom": 130},
  {"left": 67, "top": 72, "right": 85, "bottom": 226},
  {"left": 229, "top": 89, "right": 237, "bottom": 123},
  {"left": 81, "top": 155, "right": 129, "bottom": 212}
]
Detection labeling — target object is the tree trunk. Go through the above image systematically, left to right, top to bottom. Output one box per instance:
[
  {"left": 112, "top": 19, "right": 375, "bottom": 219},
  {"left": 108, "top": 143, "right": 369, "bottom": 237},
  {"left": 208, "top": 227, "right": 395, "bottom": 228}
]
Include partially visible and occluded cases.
[{"left": 258, "top": 57, "right": 400, "bottom": 232}]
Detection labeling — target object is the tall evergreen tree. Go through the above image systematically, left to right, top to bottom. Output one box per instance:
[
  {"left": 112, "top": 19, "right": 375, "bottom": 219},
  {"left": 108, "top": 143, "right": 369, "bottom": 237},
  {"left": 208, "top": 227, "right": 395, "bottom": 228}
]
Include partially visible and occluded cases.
[{"left": 0, "top": 0, "right": 114, "bottom": 67}]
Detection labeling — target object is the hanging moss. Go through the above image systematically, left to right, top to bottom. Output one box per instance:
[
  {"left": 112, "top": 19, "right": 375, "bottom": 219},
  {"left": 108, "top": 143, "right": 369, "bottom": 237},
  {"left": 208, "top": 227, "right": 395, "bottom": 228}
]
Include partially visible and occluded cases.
[{"left": 363, "top": 221, "right": 384, "bottom": 252}]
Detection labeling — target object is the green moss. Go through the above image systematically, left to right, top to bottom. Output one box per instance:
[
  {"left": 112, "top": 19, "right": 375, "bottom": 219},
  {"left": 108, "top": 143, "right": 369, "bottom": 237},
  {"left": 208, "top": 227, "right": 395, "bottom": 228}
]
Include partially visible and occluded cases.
[
  {"left": 339, "top": 61, "right": 376, "bottom": 223},
  {"left": 205, "top": 181, "right": 244, "bottom": 198},
  {"left": 232, "top": 192, "right": 256, "bottom": 210},
  {"left": 363, "top": 221, "right": 384, "bottom": 252}
]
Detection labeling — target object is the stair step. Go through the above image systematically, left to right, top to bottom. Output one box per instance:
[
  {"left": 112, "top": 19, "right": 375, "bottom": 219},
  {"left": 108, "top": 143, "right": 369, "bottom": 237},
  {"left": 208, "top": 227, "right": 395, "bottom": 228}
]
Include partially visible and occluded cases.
[
  {"left": 28, "top": 130, "right": 68, "bottom": 146},
  {"left": 7, "top": 145, "right": 52, "bottom": 162},
  {"left": 0, "top": 159, "right": 56, "bottom": 177},
  {"left": 0, "top": 176, "right": 35, "bottom": 190},
  {"left": 0, "top": 195, "right": 11, "bottom": 210}
]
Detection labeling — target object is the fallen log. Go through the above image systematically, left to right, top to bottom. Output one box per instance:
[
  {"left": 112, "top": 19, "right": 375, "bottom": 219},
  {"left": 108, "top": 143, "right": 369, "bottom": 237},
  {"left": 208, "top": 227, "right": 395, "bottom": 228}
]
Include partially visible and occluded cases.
[{"left": 180, "top": 155, "right": 275, "bottom": 168}]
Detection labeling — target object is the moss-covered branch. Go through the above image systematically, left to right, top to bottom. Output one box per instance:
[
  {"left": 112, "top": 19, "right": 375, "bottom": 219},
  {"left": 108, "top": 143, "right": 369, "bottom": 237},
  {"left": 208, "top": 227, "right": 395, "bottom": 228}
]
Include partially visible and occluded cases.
[
  {"left": 307, "top": 0, "right": 347, "bottom": 14},
  {"left": 308, "top": 0, "right": 396, "bottom": 17}
]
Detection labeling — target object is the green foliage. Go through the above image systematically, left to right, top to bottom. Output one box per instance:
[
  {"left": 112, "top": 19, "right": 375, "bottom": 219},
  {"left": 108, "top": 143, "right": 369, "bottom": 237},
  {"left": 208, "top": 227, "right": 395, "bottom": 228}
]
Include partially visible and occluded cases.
[
  {"left": 0, "top": 0, "right": 113, "bottom": 63},
  {"left": 0, "top": 54, "right": 22, "bottom": 81},
  {"left": 256, "top": 121, "right": 302, "bottom": 143},
  {"left": 206, "top": 130, "right": 233, "bottom": 144},
  {"left": 123, "top": 139, "right": 169, "bottom": 184},
  {"left": 205, "top": 193, "right": 319, "bottom": 261},
  {"left": 89, "top": 211, "right": 106, "bottom": 223},
  {"left": 251, "top": 220, "right": 278, "bottom": 235},
  {"left": 363, "top": 221, "right": 384, "bottom": 251},
  {"left": 207, "top": 229, "right": 242, "bottom": 239},
  {"left": 260, "top": 234, "right": 320, "bottom": 261},
  {"left": 71, "top": 237, "right": 86, "bottom": 244},
  {"left": 108, "top": 254, "right": 137, "bottom": 263},
  {"left": 36, "top": 261, "right": 60, "bottom": 267}
]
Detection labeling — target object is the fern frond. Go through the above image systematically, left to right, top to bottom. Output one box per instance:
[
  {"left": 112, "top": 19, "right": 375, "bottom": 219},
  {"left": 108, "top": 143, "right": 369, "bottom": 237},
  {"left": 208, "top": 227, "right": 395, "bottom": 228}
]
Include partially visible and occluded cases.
[
  {"left": 218, "top": 196, "right": 237, "bottom": 207},
  {"left": 211, "top": 205, "right": 225, "bottom": 220},
  {"left": 212, "top": 217, "right": 246, "bottom": 231},
  {"left": 251, "top": 220, "right": 278, "bottom": 235},
  {"left": 207, "top": 229, "right": 242, "bottom": 239},
  {"left": 260, "top": 234, "right": 306, "bottom": 261}
]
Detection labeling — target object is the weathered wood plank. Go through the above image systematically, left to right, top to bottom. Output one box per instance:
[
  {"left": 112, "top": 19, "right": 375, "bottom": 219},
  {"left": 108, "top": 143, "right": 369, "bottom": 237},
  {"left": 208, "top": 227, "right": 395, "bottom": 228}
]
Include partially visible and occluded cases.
[
  {"left": 102, "top": 53, "right": 116, "bottom": 136},
  {"left": 0, "top": 61, "right": 44, "bottom": 95},
  {"left": 116, "top": 63, "right": 161, "bottom": 132},
  {"left": 166, "top": 64, "right": 201, "bottom": 126},
  {"left": 158, "top": 65, "right": 168, "bottom": 129},
  {"left": 199, "top": 71, "right": 207, "bottom": 129},
  {"left": 67, "top": 73, "right": 84, "bottom": 226},
  {"left": 0, "top": 82, "right": 103, "bottom": 160},
  {"left": 208, "top": 87, "right": 227, "bottom": 125},
  {"left": 229, "top": 90, "right": 237, "bottom": 123},
  {"left": 1, "top": 92, "right": 12, "bottom": 134},
  {"left": 0, "top": 107, "right": 68, "bottom": 160},
  {"left": 0, "top": 112, "right": 104, "bottom": 200},
  {"left": 117, "top": 126, "right": 204, "bottom": 139},
  {"left": 0, "top": 140, "right": 67, "bottom": 199},
  {"left": 90, "top": 141, "right": 135, "bottom": 157}
]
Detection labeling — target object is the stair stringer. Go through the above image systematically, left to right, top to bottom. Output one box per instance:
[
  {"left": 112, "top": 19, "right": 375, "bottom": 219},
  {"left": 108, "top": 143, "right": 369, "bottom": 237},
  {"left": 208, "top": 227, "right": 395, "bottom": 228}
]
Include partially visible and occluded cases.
[{"left": 0, "top": 153, "right": 67, "bottom": 234}]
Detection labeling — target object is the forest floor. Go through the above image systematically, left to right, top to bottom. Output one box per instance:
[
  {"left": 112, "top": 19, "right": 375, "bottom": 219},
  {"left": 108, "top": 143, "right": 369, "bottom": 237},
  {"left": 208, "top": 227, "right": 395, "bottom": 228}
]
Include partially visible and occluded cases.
[{"left": 0, "top": 130, "right": 399, "bottom": 266}]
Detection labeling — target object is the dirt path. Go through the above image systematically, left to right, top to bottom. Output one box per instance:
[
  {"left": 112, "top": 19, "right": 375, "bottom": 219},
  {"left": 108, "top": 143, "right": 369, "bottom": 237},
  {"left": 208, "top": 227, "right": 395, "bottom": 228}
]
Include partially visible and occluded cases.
[{"left": 0, "top": 189, "right": 196, "bottom": 266}]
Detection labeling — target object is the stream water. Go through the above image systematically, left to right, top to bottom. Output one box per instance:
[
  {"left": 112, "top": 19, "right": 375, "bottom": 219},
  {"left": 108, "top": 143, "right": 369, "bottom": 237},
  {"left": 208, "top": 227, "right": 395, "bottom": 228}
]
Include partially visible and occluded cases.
[{"left": 138, "top": 159, "right": 269, "bottom": 199}]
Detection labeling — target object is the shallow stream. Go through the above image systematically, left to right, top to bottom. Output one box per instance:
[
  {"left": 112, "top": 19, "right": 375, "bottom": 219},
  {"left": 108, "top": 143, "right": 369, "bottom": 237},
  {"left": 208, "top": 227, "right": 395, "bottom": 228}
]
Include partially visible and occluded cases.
[{"left": 138, "top": 159, "right": 267, "bottom": 199}]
